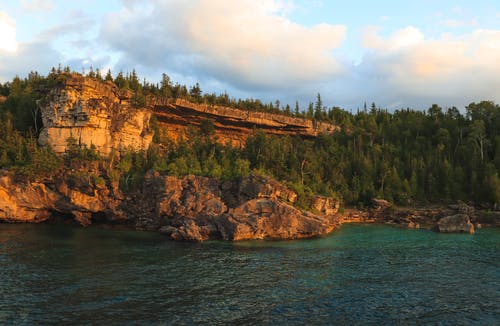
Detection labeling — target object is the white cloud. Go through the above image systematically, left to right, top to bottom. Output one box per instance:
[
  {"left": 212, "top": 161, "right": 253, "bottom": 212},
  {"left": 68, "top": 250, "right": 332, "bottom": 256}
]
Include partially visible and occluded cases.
[
  {"left": 21, "top": 0, "right": 54, "bottom": 12},
  {"left": 101, "top": 0, "right": 346, "bottom": 90},
  {"left": 0, "top": 12, "right": 18, "bottom": 52},
  {"left": 441, "top": 19, "right": 478, "bottom": 28},
  {"left": 362, "top": 26, "right": 424, "bottom": 52},
  {"left": 354, "top": 27, "right": 500, "bottom": 108},
  {"left": 0, "top": 42, "right": 61, "bottom": 81}
]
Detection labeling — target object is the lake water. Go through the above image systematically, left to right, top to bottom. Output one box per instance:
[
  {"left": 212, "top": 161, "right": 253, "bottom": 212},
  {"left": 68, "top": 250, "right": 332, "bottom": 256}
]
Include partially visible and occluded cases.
[{"left": 1, "top": 223, "right": 499, "bottom": 325}]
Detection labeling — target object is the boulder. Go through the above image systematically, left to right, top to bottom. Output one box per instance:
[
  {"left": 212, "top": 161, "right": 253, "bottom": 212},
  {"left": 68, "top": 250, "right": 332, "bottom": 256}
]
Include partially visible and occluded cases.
[
  {"left": 237, "top": 174, "right": 298, "bottom": 204},
  {"left": 311, "top": 195, "right": 340, "bottom": 215},
  {"left": 216, "top": 198, "right": 336, "bottom": 241},
  {"left": 372, "top": 198, "right": 392, "bottom": 210},
  {"left": 437, "top": 214, "right": 475, "bottom": 234}
]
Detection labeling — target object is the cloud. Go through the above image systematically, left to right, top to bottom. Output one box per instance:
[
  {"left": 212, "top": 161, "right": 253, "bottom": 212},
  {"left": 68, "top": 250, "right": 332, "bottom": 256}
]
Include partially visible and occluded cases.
[
  {"left": 21, "top": 0, "right": 54, "bottom": 12},
  {"left": 101, "top": 0, "right": 346, "bottom": 90},
  {"left": 0, "top": 10, "right": 98, "bottom": 82},
  {"left": 0, "top": 12, "right": 18, "bottom": 52},
  {"left": 441, "top": 19, "right": 478, "bottom": 28},
  {"left": 362, "top": 26, "right": 424, "bottom": 52},
  {"left": 353, "top": 27, "right": 500, "bottom": 108},
  {"left": 0, "top": 42, "right": 61, "bottom": 81}
]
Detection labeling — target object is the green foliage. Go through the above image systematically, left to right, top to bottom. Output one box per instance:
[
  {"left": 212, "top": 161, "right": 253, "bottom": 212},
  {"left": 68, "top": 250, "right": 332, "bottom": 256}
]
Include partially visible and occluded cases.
[
  {"left": 1, "top": 69, "right": 500, "bottom": 209},
  {"left": 0, "top": 113, "right": 60, "bottom": 179},
  {"left": 64, "top": 137, "right": 101, "bottom": 164}
]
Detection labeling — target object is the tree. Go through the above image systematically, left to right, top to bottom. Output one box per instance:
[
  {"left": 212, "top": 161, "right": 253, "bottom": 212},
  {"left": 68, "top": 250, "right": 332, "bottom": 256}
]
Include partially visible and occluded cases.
[
  {"left": 105, "top": 69, "right": 113, "bottom": 82},
  {"left": 160, "top": 73, "right": 172, "bottom": 97},
  {"left": 189, "top": 83, "right": 202, "bottom": 102},
  {"left": 314, "top": 93, "right": 323, "bottom": 120},
  {"left": 294, "top": 101, "right": 300, "bottom": 116},
  {"left": 199, "top": 119, "right": 215, "bottom": 138},
  {"left": 468, "top": 119, "right": 486, "bottom": 162}
]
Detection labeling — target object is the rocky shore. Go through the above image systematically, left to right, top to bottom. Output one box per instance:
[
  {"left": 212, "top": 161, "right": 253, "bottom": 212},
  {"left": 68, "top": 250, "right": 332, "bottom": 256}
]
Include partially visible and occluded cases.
[
  {"left": 2, "top": 168, "right": 497, "bottom": 241},
  {"left": 0, "top": 171, "right": 341, "bottom": 241},
  {"left": 339, "top": 199, "right": 499, "bottom": 234}
]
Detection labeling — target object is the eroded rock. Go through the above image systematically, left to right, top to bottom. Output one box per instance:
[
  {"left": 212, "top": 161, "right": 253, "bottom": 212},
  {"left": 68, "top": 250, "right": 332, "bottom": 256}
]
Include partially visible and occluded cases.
[
  {"left": 38, "top": 74, "right": 153, "bottom": 155},
  {"left": 0, "top": 170, "right": 127, "bottom": 226},
  {"left": 140, "top": 173, "right": 339, "bottom": 241},
  {"left": 311, "top": 196, "right": 340, "bottom": 215},
  {"left": 437, "top": 214, "right": 475, "bottom": 234}
]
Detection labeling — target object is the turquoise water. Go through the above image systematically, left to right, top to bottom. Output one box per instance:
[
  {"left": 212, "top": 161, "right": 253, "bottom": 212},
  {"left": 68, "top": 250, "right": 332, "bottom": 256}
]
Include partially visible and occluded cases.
[{"left": 0, "top": 224, "right": 499, "bottom": 325}]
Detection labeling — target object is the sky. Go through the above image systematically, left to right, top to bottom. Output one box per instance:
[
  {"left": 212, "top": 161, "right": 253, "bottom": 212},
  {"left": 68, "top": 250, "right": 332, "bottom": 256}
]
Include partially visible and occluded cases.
[{"left": 0, "top": 0, "right": 499, "bottom": 111}]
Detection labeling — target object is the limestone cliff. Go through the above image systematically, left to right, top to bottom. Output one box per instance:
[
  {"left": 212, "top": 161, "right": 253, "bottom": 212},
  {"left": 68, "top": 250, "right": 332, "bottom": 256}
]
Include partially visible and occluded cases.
[
  {"left": 37, "top": 75, "right": 338, "bottom": 153},
  {"left": 38, "top": 75, "right": 153, "bottom": 155},
  {"left": 153, "top": 99, "right": 339, "bottom": 146}
]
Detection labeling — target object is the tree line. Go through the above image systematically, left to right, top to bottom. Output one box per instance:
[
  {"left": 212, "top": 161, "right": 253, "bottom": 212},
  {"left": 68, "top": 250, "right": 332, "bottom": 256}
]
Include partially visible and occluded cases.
[{"left": 0, "top": 68, "right": 499, "bottom": 208}]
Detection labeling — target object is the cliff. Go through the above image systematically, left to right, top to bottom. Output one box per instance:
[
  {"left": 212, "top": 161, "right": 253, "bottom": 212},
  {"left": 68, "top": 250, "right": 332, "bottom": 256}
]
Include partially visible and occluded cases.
[
  {"left": 37, "top": 75, "right": 339, "bottom": 154},
  {"left": 38, "top": 75, "right": 153, "bottom": 155},
  {"left": 153, "top": 99, "right": 339, "bottom": 146},
  {"left": 0, "top": 171, "right": 340, "bottom": 241}
]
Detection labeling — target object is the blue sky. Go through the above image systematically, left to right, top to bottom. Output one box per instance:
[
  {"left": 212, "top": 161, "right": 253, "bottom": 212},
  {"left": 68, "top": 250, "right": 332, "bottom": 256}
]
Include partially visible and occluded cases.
[{"left": 0, "top": 0, "right": 499, "bottom": 110}]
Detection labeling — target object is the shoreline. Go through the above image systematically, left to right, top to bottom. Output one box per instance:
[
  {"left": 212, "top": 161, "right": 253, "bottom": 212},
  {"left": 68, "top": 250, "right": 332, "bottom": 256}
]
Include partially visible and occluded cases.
[{"left": 2, "top": 204, "right": 498, "bottom": 240}]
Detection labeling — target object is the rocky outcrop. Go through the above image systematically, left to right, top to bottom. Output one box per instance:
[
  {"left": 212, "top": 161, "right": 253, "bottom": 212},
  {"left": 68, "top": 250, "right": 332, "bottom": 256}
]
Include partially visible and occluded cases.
[
  {"left": 38, "top": 74, "right": 153, "bottom": 155},
  {"left": 154, "top": 99, "right": 339, "bottom": 146},
  {"left": 0, "top": 171, "right": 340, "bottom": 241},
  {"left": 0, "top": 171, "right": 127, "bottom": 226},
  {"left": 0, "top": 173, "right": 58, "bottom": 223},
  {"left": 141, "top": 173, "right": 339, "bottom": 241},
  {"left": 311, "top": 196, "right": 340, "bottom": 215},
  {"left": 217, "top": 199, "right": 336, "bottom": 241},
  {"left": 336, "top": 200, "right": 481, "bottom": 233},
  {"left": 437, "top": 214, "right": 475, "bottom": 234}
]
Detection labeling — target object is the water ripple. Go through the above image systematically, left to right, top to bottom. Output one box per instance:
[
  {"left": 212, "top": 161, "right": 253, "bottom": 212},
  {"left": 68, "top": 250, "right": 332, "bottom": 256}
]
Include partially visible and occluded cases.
[{"left": 0, "top": 224, "right": 499, "bottom": 325}]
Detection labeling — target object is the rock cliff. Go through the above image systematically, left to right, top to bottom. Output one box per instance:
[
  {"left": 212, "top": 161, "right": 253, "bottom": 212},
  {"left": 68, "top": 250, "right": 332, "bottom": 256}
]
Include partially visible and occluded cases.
[
  {"left": 37, "top": 75, "right": 339, "bottom": 154},
  {"left": 38, "top": 75, "right": 153, "bottom": 155},
  {"left": 153, "top": 99, "right": 339, "bottom": 146},
  {"left": 0, "top": 171, "right": 340, "bottom": 241},
  {"left": 0, "top": 171, "right": 127, "bottom": 226}
]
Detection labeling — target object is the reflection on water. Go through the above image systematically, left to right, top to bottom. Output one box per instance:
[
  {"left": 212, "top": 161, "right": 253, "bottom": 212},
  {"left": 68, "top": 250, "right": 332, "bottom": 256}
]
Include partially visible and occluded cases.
[{"left": 1, "top": 223, "right": 499, "bottom": 324}]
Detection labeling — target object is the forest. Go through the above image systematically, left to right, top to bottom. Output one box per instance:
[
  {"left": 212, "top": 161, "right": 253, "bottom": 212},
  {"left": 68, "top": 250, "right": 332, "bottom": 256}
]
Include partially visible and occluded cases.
[{"left": 1, "top": 67, "right": 499, "bottom": 208}]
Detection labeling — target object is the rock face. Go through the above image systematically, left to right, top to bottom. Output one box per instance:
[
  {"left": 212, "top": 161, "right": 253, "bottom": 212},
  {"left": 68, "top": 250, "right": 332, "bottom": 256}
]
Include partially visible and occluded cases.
[
  {"left": 38, "top": 74, "right": 153, "bottom": 155},
  {"left": 37, "top": 75, "right": 338, "bottom": 152},
  {"left": 153, "top": 99, "right": 339, "bottom": 146},
  {"left": 0, "top": 171, "right": 340, "bottom": 241},
  {"left": 0, "top": 171, "right": 127, "bottom": 226},
  {"left": 142, "top": 173, "right": 339, "bottom": 241},
  {"left": 311, "top": 196, "right": 340, "bottom": 215},
  {"left": 437, "top": 214, "right": 475, "bottom": 234}
]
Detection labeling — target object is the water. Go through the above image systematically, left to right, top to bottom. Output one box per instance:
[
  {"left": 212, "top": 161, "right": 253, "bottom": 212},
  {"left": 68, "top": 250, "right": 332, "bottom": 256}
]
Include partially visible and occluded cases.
[{"left": 0, "top": 224, "right": 499, "bottom": 325}]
